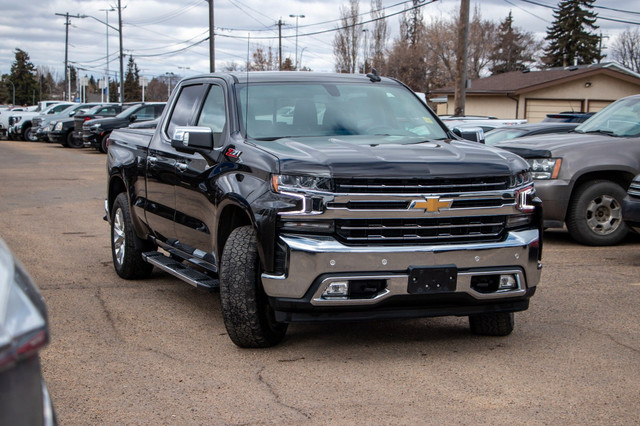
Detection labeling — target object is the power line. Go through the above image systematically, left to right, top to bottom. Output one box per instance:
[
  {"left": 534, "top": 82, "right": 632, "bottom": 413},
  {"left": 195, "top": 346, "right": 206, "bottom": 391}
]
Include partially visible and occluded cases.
[{"left": 517, "top": 0, "right": 640, "bottom": 26}]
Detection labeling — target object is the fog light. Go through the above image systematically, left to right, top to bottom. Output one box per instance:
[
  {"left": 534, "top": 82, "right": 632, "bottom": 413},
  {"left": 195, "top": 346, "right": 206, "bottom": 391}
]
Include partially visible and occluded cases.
[
  {"left": 498, "top": 274, "right": 517, "bottom": 290},
  {"left": 322, "top": 281, "right": 349, "bottom": 298}
]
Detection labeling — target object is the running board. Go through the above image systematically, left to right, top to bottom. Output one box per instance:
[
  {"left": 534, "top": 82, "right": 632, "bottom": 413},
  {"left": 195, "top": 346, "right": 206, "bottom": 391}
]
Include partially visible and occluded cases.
[{"left": 143, "top": 251, "right": 219, "bottom": 290}]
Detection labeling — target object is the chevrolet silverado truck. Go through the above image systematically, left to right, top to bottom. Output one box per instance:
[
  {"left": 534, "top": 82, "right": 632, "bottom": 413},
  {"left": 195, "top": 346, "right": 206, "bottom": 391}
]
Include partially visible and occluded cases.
[{"left": 106, "top": 72, "right": 542, "bottom": 348}]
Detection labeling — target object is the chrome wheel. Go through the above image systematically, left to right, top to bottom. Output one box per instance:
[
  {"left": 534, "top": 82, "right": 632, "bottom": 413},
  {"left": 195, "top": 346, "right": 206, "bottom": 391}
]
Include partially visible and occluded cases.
[
  {"left": 586, "top": 194, "right": 622, "bottom": 235},
  {"left": 113, "top": 207, "right": 126, "bottom": 266}
]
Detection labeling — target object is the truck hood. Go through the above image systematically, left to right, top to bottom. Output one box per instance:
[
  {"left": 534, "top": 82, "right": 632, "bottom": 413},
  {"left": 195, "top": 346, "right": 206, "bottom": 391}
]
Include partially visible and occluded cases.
[
  {"left": 495, "top": 132, "right": 622, "bottom": 158},
  {"left": 252, "top": 135, "right": 528, "bottom": 178}
]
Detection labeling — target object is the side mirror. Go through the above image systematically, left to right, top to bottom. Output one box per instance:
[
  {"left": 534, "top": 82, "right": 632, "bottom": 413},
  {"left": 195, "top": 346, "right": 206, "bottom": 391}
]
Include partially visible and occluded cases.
[
  {"left": 69, "top": 111, "right": 77, "bottom": 117},
  {"left": 129, "top": 114, "right": 137, "bottom": 123},
  {"left": 171, "top": 126, "right": 214, "bottom": 152},
  {"left": 452, "top": 126, "right": 485, "bottom": 143}
]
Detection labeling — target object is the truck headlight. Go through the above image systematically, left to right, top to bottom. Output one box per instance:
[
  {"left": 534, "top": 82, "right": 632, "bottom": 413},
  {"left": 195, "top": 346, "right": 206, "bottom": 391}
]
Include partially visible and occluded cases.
[
  {"left": 54, "top": 122, "right": 63, "bottom": 131},
  {"left": 527, "top": 158, "right": 562, "bottom": 180},
  {"left": 272, "top": 174, "right": 333, "bottom": 216},
  {"left": 272, "top": 174, "right": 332, "bottom": 193}
]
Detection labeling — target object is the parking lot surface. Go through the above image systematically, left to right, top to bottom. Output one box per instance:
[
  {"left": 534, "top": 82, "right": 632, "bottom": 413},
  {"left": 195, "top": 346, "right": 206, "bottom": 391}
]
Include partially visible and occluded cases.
[{"left": 1, "top": 140, "right": 639, "bottom": 424}]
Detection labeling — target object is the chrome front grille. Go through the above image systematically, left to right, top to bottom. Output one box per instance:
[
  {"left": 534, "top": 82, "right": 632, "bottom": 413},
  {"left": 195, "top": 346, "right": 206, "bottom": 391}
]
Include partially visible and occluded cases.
[
  {"left": 334, "top": 176, "right": 510, "bottom": 194},
  {"left": 628, "top": 181, "right": 640, "bottom": 198},
  {"left": 335, "top": 216, "right": 506, "bottom": 245}
]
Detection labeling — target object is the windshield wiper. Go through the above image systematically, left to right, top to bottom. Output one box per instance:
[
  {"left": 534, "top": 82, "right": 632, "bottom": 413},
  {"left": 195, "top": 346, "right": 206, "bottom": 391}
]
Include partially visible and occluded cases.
[{"left": 583, "top": 129, "right": 618, "bottom": 136}]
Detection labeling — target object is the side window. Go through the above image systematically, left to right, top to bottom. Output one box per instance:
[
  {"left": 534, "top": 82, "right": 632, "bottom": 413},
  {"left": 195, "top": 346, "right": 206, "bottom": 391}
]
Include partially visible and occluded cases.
[
  {"left": 165, "top": 84, "right": 207, "bottom": 139},
  {"left": 197, "top": 85, "right": 227, "bottom": 146},
  {"left": 154, "top": 104, "right": 166, "bottom": 117},
  {"left": 135, "top": 106, "right": 156, "bottom": 120}
]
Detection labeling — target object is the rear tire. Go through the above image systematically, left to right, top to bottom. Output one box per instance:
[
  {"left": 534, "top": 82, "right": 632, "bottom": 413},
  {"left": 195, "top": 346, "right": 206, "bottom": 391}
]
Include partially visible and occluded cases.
[
  {"left": 566, "top": 180, "right": 628, "bottom": 246},
  {"left": 111, "top": 193, "right": 154, "bottom": 279},
  {"left": 219, "top": 226, "right": 288, "bottom": 348},
  {"left": 469, "top": 312, "right": 514, "bottom": 336}
]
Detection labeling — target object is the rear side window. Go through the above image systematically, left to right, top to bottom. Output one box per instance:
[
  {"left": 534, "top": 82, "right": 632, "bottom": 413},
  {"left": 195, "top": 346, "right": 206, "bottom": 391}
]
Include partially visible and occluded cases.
[{"left": 165, "top": 84, "right": 207, "bottom": 139}]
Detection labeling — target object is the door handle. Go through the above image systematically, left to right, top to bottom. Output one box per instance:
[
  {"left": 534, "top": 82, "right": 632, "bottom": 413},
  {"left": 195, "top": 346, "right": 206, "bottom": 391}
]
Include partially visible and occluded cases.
[
  {"left": 147, "top": 155, "right": 158, "bottom": 164},
  {"left": 176, "top": 162, "right": 188, "bottom": 171}
]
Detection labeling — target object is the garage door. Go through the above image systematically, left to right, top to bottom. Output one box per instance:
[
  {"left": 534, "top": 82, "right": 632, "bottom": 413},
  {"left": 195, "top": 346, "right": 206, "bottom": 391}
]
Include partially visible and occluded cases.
[
  {"left": 525, "top": 99, "right": 584, "bottom": 123},
  {"left": 587, "top": 100, "right": 614, "bottom": 112}
]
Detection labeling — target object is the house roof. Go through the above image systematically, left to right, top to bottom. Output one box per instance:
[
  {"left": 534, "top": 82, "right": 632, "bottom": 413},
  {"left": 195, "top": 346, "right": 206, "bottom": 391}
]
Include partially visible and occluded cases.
[{"left": 431, "top": 62, "right": 640, "bottom": 96}]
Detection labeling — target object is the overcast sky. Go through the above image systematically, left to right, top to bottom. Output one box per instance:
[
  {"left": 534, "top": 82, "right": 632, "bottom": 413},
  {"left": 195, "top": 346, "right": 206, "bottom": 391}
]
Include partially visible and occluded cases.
[{"left": 1, "top": 0, "right": 639, "bottom": 82}]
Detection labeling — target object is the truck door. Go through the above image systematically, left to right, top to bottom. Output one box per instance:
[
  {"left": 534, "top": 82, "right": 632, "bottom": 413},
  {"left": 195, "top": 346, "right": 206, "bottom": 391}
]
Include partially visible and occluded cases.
[
  {"left": 145, "top": 83, "right": 207, "bottom": 243},
  {"left": 174, "top": 83, "right": 228, "bottom": 253}
]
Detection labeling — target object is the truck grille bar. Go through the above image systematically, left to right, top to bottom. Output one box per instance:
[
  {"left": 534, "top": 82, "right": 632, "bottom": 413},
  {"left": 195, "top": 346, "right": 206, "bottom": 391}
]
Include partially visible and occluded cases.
[{"left": 335, "top": 216, "right": 506, "bottom": 245}]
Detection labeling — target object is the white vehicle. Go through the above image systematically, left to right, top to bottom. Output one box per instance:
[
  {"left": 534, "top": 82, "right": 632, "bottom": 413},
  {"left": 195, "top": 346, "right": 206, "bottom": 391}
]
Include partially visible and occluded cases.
[
  {"left": 8, "top": 102, "right": 72, "bottom": 141},
  {"left": 0, "top": 107, "right": 32, "bottom": 138}
]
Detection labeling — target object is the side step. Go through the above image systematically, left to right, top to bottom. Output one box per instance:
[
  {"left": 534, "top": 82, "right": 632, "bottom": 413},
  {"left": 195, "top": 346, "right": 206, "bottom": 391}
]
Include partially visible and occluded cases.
[{"left": 143, "top": 251, "right": 219, "bottom": 291}]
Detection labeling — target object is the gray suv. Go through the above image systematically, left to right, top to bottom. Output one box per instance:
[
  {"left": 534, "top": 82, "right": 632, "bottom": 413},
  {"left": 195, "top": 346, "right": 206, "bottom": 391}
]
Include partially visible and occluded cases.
[{"left": 498, "top": 95, "right": 640, "bottom": 246}]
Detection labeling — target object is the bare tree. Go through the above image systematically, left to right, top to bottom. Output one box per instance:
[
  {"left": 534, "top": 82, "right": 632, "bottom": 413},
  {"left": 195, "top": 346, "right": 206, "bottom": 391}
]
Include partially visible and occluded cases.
[
  {"left": 333, "top": 0, "right": 362, "bottom": 73},
  {"left": 369, "top": 0, "right": 387, "bottom": 73},
  {"left": 386, "top": 1, "right": 427, "bottom": 91},
  {"left": 611, "top": 28, "right": 640, "bottom": 73},
  {"left": 249, "top": 45, "right": 277, "bottom": 71}
]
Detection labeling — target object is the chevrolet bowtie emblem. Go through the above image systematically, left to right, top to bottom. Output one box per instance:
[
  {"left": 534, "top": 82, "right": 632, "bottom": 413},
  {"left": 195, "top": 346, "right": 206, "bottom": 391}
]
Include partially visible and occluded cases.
[{"left": 410, "top": 197, "right": 453, "bottom": 213}]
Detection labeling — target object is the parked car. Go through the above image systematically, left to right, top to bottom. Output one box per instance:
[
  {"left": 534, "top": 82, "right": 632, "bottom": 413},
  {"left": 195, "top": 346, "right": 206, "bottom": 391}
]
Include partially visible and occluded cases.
[
  {"left": 106, "top": 72, "right": 542, "bottom": 347},
  {"left": 497, "top": 94, "right": 640, "bottom": 246},
  {"left": 8, "top": 102, "right": 74, "bottom": 141},
  {"left": 83, "top": 102, "right": 165, "bottom": 152},
  {"left": 33, "top": 103, "right": 102, "bottom": 142},
  {"left": 72, "top": 103, "right": 130, "bottom": 142},
  {"left": 0, "top": 106, "right": 33, "bottom": 139},
  {"left": 543, "top": 111, "right": 595, "bottom": 123},
  {"left": 441, "top": 115, "right": 527, "bottom": 133},
  {"left": 484, "top": 122, "right": 579, "bottom": 146},
  {"left": 622, "top": 174, "right": 640, "bottom": 234},
  {"left": 0, "top": 238, "right": 56, "bottom": 425}
]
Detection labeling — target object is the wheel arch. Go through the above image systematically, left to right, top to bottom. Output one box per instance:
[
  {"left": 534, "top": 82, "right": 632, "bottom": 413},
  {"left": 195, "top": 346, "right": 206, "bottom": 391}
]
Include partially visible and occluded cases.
[{"left": 217, "top": 202, "right": 253, "bottom": 263}]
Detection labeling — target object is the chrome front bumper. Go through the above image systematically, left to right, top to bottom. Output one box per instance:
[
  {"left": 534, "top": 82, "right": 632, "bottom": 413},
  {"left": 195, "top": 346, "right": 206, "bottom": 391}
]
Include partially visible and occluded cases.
[{"left": 262, "top": 229, "right": 541, "bottom": 305}]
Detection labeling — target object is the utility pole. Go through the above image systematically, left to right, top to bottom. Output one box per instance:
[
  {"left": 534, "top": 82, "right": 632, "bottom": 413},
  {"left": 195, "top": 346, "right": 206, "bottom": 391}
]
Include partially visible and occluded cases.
[
  {"left": 117, "top": 0, "right": 124, "bottom": 104},
  {"left": 208, "top": 0, "right": 215, "bottom": 72},
  {"left": 453, "top": 0, "right": 470, "bottom": 117},
  {"left": 55, "top": 12, "right": 81, "bottom": 101},
  {"left": 278, "top": 19, "right": 283, "bottom": 70}
]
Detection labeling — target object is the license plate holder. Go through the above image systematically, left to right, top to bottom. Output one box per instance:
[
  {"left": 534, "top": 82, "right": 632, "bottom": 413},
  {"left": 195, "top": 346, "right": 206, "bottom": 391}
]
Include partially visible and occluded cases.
[{"left": 407, "top": 265, "right": 457, "bottom": 294}]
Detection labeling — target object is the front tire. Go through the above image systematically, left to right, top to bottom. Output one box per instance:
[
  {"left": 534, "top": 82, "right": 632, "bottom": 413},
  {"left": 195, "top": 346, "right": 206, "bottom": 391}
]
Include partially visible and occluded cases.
[
  {"left": 25, "top": 126, "right": 38, "bottom": 142},
  {"left": 67, "top": 131, "right": 83, "bottom": 148},
  {"left": 99, "top": 133, "right": 110, "bottom": 153},
  {"left": 566, "top": 180, "right": 628, "bottom": 246},
  {"left": 111, "top": 193, "right": 154, "bottom": 279},
  {"left": 219, "top": 226, "right": 288, "bottom": 348},
  {"left": 469, "top": 312, "right": 514, "bottom": 336}
]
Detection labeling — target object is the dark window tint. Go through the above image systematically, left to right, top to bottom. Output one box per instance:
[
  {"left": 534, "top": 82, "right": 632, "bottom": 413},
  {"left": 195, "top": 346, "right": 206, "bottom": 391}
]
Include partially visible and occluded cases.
[
  {"left": 166, "top": 84, "right": 207, "bottom": 138},
  {"left": 197, "top": 86, "right": 226, "bottom": 146},
  {"left": 135, "top": 106, "right": 158, "bottom": 120}
]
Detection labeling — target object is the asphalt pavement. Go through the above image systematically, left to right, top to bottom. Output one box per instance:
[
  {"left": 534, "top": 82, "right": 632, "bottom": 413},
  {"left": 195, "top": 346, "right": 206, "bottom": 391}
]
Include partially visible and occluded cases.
[{"left": 1, "top": 140, "right": 639, "bottom": 424}]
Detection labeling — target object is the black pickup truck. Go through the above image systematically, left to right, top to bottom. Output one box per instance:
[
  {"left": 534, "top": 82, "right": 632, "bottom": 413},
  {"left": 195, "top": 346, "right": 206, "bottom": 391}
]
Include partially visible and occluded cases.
[{"left": 106, "top": 72, "right": 542, "bottom": 347}]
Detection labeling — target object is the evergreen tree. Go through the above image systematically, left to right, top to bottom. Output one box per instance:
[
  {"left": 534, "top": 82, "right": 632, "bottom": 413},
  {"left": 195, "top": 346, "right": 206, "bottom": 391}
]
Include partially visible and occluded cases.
[
  {"left": 543, "top": 0, "right": 602, "bottom": 67},
  {"left": 490, "top": 11, "right": 542, "bottom": 74},
  {"left": 8, "top": 48, "right": 38, "bottom": 105},
  {"left": 124, "top": 55, "right": 141, "bottom": 102}
]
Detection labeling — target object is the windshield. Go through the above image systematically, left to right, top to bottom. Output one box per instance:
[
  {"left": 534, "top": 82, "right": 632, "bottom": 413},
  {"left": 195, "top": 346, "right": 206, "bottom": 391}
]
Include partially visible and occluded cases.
[
  {"left": 235, "top": 82, "right": 448, "bottom": 141},
  {"left": 575, "top": 97, "right": 640, "bottom": 137},
  {"left": 484, "top": 128, "right": 527, "bottom": 145}
]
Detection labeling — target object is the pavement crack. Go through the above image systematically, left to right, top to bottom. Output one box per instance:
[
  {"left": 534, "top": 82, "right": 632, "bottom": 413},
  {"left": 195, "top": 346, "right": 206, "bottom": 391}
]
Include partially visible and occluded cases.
[
  {"left": 95, "top": 287, "right": 124, "bottom": 342},
  {"left": 558, "top": 321, "right": 640, "bottom": 355},
  {"left": 257, "top": 366, "right": 311, "bottom": 420}
]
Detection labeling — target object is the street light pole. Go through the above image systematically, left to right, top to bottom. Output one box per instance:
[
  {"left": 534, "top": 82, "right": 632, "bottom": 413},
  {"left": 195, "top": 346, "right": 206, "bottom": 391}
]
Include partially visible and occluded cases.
[
  {"left": 117, "top": 0, "right": 124, "bottom": 104},
  {"left": 99, "top": 8, "right": 115, "bottom": 102},
  {"left": 289, "top": 14, "right": 305, "bottom": 70}
]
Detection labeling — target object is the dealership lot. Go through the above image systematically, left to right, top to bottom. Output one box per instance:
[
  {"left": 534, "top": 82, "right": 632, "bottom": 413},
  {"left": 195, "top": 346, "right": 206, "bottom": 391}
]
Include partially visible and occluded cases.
[{"left": 1, "top": 140, "right": 639, "bottom": 424}]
